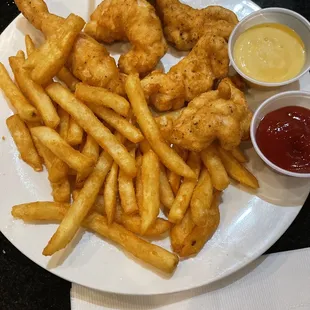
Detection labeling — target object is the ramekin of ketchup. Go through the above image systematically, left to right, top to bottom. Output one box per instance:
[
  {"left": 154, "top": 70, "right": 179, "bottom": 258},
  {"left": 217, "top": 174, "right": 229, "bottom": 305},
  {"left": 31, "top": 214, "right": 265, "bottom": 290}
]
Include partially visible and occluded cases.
[{"left": 251, "top": 91, "right": 310, "bottom": 177}]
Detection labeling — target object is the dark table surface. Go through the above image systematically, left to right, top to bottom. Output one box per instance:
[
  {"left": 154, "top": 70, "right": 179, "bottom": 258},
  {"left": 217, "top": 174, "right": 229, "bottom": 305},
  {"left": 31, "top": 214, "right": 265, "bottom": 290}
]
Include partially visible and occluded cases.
[{"left": 1, "top": 0, "right": 310, "bottom": 309}]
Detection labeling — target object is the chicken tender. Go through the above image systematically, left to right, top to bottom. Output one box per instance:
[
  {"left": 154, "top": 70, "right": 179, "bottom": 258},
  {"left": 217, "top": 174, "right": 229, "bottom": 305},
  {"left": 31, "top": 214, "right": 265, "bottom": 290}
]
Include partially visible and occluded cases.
[
  {"left": 15, "top": 0, "right": 125, "bottom": 95},
  {"left": 84, "top": 0, "right": 167, "bottom": 75},
  {"left": 156, "top": 0, "right": 238, "bottom": 50},
  {"left": 142, "top": 34, "right": 229, "bottom": 111},
  {"left": 156, "top": 78, "right": 252, "bottom": 151}
]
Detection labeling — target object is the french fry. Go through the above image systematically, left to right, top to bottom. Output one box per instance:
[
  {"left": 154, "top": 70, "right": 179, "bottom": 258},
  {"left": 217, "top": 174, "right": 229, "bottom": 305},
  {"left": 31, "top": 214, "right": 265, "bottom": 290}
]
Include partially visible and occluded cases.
[
  {"left": 24, "top": 14, "right": 85, "bottom": 85},
  {"left": 25, "top": 35, "right": 36, "bottom": 56},
  {"left": 16, "top": 50, "right": 25, "bottom": 59},
  {"left": 9, "top": 56, "right": 60, "bottom": 128},
  {"left": 0, "top": 63, "right": 39, "bottom": 122},
  {"left": 57, "top": 67, "right": 79, "bottom": 92},
  {"left": 125, "top": 74, "right": 195, "bottom": 179},
  {"left": 46, "top": 83, "right": 137, "bottom": 177},
  {"left": 75, "top": 83, "right": 130, "bottom": 117},
  {"left": 87, "top": 103, "right": 144, "bottom": 144},
  {"left": 57, "top": 107, "right": 70, "bottom": 141},
  {"left": 6, "top": 115, "right": 42, "bottom": 171},
  {"left": 67, "top": 117, "right": 84, "bottom": 146},
  {"left": 31, "top": 127, "right": 94, "bottom": 174},
  {"left": 76, "top": 135, "right": 100, "bottom": 188},
  {"left": 139, "top": 139, "right": 151, "bottom": 154},
  {"left": 201, "top": 144, "right": 229, "bottom": 191},
  {"left": 167, "top": 145, "right": 188, "bottom": 195},
  {"left": 231, "top": 146, "right": 248, "bottom": 163},
  {"left": 217, "top": 147, "right": 259, "bottom": 189},
  {"left": 119, "top": 149, "right": 139, "bottom": 215},
  {"left": 141, "top": 150, "right": 160, "bottom": 234},
  {"left": 43, "top": 151, "right": 113, "bottom": 255},
  {"left": 135, "top": 152, "right": 143, "bottom": 213},
  {"left": 168, "top": 152, "right": 201, "bottom": 224},
  {"left": 104, "top": 162, "right": 119, "bottom": 224},
  {"left": 159, "top": 164, "right": 175, "bottom": 209},
  {"left": 190, "top": 168, "right": 213, "bottom": 227},
  {"left": 51, "top": 179, "right": 71, "bottom": 203},
  {"left": 72, "top": 190, "right": 105, "bottom": 215},
  {"left": 180, "top": 193, "right": 220, "bottom": 257},
  {"left": 12, "top": 202, "right": 70, "bottom": 221},
  {"left": 13, "top": 203, "right": 179, "bottom": 273},
  {"left": 170, "top": 210, "right": 195, "bottom": 253},
  {"left": 119, "top": 214, "right": 171, "bottom": 237}
]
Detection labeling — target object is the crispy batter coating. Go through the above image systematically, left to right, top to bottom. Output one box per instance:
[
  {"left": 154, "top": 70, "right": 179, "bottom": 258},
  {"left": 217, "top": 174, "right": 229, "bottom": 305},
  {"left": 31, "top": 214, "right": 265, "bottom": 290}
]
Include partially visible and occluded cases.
[
  {"left": 14, "top": 0, "right": 125, "bottom": 95},
  {"left": 84, "top": 0, "right": 168, "bottom": 75},
  {"left": 156, "top": 0, "right": 238, "bottom": 50},
  {"left": 141, "top": 34, "right": 229, "bottom": 111},
  {"left": 156, "top": 78, "right": 252, "bottom": 151}
]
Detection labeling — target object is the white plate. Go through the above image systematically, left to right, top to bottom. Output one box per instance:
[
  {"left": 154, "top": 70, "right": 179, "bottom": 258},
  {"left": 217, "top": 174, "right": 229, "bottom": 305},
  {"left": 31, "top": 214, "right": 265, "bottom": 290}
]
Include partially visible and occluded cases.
[{"left": 0, "top": 0, "right": 310, "bottom": 295}]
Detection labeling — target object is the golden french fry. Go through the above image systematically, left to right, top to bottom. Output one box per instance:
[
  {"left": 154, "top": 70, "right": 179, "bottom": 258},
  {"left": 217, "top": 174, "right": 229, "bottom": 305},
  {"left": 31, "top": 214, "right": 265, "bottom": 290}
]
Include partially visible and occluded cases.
[
  {"left": 24, "top": 14, "right": 85, "bottom": 85},
  {"left": 25, "top": 35, "right": 36, "bottom": 56},
  {"left": 16, "top": 50, "right": 25, "bottom": 59},
  {"left": 9, "top": 56, "right": 60, "bottom": 129},
  {"left": 0, "top": 63, "right": 39, "bottom": 122},
  {"left": 57, "top": 67, "right": 79, "bottom": 92},
  {"left": 125, "top": 74, "right": 195, "bottom": 179},
  {"left": 46, "top": 83, "right": 137, "bottom": 177},
  {"left": 75, "top": 83, "right": 130, "bottom": 117},
  {"left": 87, "top": 103, "right": 144, "bottom": 144},
  {"left": 58, "top": 107, "right": 70, "bottom": 141},
  {"left": 6, "top": 115, "right": 42, "bottom": 171},
  {"left": 67, "top": 117, "right": 84, "bottom": 146},
  {"left": 31, "top": 126, "right": 94, "bottom": 174},
  {"left": 76, "top": 135, "right": 100, "bottom": 188},
  {"left": 139, "top": 139, "right": 151, "bottom": 154},
  {"left": 201, "top": 144, "right": 229, "bottom": 191},
  {"left": 167, "top": 146, "right": 189, "bottom": 195},
  {"left": 217, "top": 146, "right": 259, "bottom": 189},
  {"left": 231, "top": 146, "right": 248, "bottom": 163},
  {"left": 119, "top": 149, "right": 139, "bottom": 215},
  {"left": 141, "top": 150, "right": 160, "bottom": 234},
  {"left": 43, "top": 151, "right": 113, "bottom": 255},
  {"left": 135, "top": 152, "right": 143, "bottom": 213},
  {"left": 168, "top": 152, "right": 201, "bottom": 224},
  {"left": 104, "top": 162, "right": 119, "bottom": 224},
  {"left": 159, "top": 164, "right": 175, "bottom": 209},
  {"left": 190, "top": 168, "right": 213, "bottom": 227},
  {"left": 51, "top": 179, "right": 71, "bottom": 203},
  {"left": 73, "top": 190, "right": 105, "bottom": 215},
  {"left": 180, "top": 193, "right": 220, "bottom": 257},
  {"left": 12, "top": 202, "right": 70, "bottom": 221},
  {"left": 13, "top": 203, "right": 179, "bottom": 273},
  {"left": 170, "top": 210, "right": 195, "bottom": 253},
  {"left": 119, "top": 214, "right": 171, "bottom": 237}
]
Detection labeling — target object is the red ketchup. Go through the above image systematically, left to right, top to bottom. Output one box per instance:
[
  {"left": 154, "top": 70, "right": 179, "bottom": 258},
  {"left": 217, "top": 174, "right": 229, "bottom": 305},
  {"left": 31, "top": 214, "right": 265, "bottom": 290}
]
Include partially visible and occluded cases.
[{"left": 256, "top": 106, "right": 310, "bottom": 173}]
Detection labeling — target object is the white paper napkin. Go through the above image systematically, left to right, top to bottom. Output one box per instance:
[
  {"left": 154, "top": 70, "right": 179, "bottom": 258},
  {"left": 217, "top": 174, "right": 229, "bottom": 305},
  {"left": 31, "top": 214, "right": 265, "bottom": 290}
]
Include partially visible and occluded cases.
[{"left": 71, "top": 247, "right": 310, "bottom": 310}]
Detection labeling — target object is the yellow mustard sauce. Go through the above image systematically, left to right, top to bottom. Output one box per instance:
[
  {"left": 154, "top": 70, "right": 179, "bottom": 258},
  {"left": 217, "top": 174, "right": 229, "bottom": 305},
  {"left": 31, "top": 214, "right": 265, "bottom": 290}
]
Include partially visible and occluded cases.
[{"left": 233, "top": 23, "right": 306, "bottom": 83}]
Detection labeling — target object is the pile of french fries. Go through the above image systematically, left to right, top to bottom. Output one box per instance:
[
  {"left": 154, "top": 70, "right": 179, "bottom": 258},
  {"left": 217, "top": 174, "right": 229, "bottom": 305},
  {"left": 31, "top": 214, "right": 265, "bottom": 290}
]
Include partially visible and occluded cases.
[{"left": 1, "top": 14, "right": 259, "bottom": 275}]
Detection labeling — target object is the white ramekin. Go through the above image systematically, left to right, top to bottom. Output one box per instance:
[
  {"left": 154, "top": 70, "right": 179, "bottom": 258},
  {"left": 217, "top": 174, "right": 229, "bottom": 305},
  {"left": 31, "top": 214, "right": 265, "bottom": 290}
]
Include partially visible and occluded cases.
[
  {"left": 228, "top": 8, "right": 310, "bottom": 88},
  {"left": 250, "top": 91, "right": 310, "bottom": 178}
]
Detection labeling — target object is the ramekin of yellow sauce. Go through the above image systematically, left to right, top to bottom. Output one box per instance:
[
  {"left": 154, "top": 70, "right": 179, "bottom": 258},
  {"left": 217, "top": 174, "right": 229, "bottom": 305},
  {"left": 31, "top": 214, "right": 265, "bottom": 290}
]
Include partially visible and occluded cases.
[{"left": 228, "top": 8, "right": 310, "bottom": 87}]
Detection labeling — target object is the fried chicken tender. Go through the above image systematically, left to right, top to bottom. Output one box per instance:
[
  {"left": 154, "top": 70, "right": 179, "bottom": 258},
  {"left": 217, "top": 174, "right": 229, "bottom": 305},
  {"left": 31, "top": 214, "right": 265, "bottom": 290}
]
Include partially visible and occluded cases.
[
  {"left": 14, "top": 0, "right": 125, "bottom": 95},
  {"left": 84, "top": 0, "right": 167, "bottom": 75},
  {"left": 156, "top": 0, "right": 238, "bottom": 50},
  {"left": 141, "top": 34, "right": 229, "bottom": 111},
  {"left": 156, "top": 78, "right": 252, "bottom": 151}
]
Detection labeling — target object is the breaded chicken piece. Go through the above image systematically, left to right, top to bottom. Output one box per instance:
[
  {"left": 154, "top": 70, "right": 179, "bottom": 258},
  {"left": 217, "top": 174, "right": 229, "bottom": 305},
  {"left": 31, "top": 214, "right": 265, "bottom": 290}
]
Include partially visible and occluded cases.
[
  {"left": 14, "top": 0, "right": 125, "bottom": 95},
  {"left": 84, "top": 0, "right": 167, "bottom": 75},
  {"left": 156, "top": 0, "right": 238, "bottom": 50},
  {"left": 141, "top": 34, "right": 229, "bottom": 111},
  {"left": 156, "top": 78, "right": 252, "bottom": 151}
]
